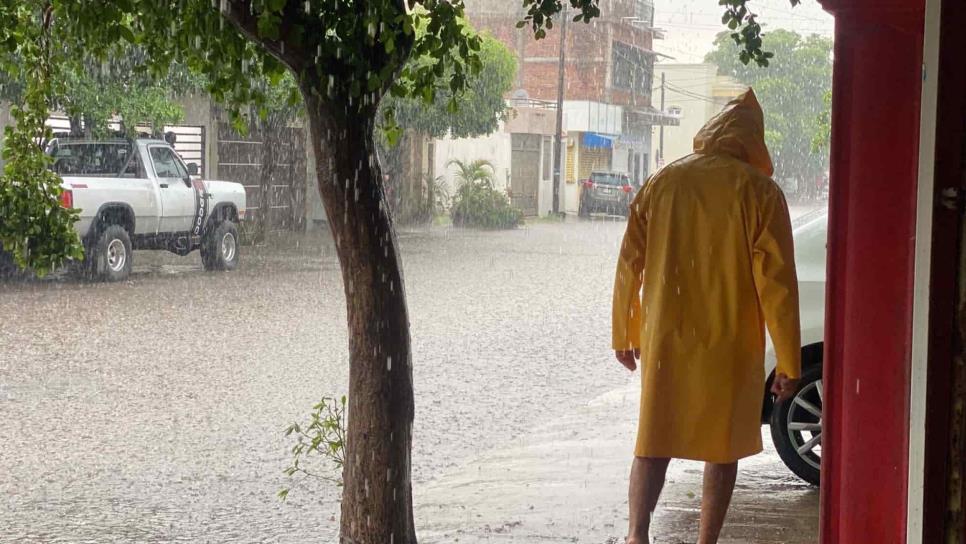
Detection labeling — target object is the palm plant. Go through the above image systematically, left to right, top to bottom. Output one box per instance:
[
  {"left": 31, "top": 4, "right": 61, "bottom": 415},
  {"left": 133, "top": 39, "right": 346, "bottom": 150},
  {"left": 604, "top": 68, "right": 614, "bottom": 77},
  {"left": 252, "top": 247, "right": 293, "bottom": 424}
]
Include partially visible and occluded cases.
[
  {"left": 446, "top": 158, "right": 522, "bottom": 229},
  {"left": 447, "top": 158, "right": 495, "bottom": 187}
]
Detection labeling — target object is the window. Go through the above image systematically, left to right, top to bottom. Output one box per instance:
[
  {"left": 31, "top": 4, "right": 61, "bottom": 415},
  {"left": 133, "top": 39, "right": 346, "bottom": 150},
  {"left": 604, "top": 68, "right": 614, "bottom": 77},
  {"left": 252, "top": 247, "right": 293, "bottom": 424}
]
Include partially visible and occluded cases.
[
  {"left": 633, "top": 0, "right": 655, "bottom": 27},
  {"left": 612, "top": 41, "right": 654, "bottom": 95},
  {"left": 50, "top": 142, "right": 135, "bottom": 177},
  {"left": 150, "top": 146, "right": 188, "bottom": 179},
  {"left": 122, "top": 153, "right": 142, "bottom": 177}
]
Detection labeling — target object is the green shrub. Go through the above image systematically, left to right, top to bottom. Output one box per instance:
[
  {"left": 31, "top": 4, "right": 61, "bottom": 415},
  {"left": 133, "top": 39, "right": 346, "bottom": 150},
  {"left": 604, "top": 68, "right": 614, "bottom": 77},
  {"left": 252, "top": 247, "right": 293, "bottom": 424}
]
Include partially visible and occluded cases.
[{"left": 447, "top": 159, "right": 522, "bottom": 230}]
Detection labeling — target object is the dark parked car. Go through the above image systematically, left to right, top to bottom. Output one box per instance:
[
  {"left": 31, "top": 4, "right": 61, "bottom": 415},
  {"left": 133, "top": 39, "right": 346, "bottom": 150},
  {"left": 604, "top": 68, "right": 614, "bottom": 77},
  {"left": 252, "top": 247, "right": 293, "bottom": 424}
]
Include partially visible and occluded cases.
[{"left": 578, "top": 171, "right": 635, "bottom": 217}]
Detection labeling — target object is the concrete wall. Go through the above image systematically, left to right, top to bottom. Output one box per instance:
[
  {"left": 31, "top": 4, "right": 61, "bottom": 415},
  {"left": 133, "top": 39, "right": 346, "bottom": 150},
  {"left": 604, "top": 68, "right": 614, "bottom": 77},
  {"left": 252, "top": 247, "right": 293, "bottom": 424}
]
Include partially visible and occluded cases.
[
  {"left": 174, "top": 94, "right": 219, "bottom": 180},
  {"left": 505, "top": 106, "right": 556, "bottom": 136},
  {"left": 433, "top": 129, "right": 513, "bottom": 197}
]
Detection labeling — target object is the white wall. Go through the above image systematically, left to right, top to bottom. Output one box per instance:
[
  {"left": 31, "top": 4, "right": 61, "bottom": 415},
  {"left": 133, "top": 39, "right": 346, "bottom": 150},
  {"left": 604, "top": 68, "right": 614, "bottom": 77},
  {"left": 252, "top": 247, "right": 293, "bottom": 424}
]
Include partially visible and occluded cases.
[
  {"left": 651, "top": 63, "right": 718, "bottom": 169},
  {"left": 433, "top": 130, "right": 513, "bottom": 197},
  {"left": 612, "top": 145, "right": 630, "bottom": 174}
]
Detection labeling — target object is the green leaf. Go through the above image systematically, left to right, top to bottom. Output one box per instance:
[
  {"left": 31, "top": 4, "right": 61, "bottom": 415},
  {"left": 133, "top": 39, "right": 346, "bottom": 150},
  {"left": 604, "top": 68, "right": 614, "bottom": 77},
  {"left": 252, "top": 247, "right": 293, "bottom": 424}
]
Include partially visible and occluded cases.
[{"left": 118, "top": 25, "right": 135, "bottom": 43}]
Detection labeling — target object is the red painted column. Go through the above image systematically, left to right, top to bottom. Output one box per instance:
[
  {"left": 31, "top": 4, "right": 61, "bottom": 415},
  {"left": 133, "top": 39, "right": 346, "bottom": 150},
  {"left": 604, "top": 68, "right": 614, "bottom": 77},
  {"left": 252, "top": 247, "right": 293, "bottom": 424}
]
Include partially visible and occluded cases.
[{"left": 818, "top": 2, "right": 924, "bottom": 543}]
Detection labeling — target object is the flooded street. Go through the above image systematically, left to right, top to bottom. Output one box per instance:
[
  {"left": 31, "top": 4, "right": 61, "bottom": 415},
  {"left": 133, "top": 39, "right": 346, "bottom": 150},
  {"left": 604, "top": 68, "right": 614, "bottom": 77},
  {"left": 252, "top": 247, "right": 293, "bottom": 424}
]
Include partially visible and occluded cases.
[{"left": 0, "top": 217, "right": 818, "bottom": 543}]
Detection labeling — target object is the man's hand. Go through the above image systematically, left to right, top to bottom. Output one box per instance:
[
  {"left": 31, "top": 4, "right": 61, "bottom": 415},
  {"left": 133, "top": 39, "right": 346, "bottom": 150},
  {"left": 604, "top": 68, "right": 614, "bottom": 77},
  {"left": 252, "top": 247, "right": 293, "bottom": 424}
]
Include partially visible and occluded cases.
[
  {"left": 615, "top": 349, "right": 640, "bottom": 371},
  {"left": 771, "top": 373, "right": 800, "bottom": 402}
]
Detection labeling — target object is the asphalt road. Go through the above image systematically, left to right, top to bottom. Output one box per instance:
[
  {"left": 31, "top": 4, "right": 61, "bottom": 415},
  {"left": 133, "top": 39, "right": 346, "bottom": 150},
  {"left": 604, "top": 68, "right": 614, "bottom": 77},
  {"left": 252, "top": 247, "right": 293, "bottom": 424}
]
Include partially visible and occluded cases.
[{"left": 0, "top": 214, "right": 819, "bottom": 543}]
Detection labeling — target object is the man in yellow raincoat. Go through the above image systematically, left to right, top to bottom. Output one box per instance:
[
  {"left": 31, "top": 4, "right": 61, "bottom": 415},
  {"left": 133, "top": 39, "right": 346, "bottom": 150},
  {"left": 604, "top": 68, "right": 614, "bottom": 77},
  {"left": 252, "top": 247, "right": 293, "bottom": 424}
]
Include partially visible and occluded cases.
[{"left": 612, "top": 89, "right": 802, "bottom": 544}]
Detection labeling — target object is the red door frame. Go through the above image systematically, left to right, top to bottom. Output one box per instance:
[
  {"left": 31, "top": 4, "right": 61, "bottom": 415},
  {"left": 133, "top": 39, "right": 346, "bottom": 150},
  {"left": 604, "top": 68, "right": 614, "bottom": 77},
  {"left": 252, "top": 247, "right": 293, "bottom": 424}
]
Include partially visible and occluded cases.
[
  {"left": 818, "top": 1, "right": 924, "bottom": 542},
  {"left": 819, "top": 1, "right": 966, "bottom": 542}
]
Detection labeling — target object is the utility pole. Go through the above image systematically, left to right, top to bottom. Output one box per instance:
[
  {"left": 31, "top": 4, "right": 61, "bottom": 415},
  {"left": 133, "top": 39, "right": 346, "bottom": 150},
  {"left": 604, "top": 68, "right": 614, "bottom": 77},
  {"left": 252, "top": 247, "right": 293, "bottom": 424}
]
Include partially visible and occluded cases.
[
  {"left": 552, "top": 4, "right": 568, "bottom": 215},
  {"left": 659, "top": 72, "right": 665, "bottom": 169}
]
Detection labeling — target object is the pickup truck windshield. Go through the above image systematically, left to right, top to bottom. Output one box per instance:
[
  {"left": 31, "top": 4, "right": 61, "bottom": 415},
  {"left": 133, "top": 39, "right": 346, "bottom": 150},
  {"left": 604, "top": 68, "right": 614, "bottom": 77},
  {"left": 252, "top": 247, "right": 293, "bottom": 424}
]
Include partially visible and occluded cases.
[{"left": 50, "top": 142, "right": 136, "bottom": 177}]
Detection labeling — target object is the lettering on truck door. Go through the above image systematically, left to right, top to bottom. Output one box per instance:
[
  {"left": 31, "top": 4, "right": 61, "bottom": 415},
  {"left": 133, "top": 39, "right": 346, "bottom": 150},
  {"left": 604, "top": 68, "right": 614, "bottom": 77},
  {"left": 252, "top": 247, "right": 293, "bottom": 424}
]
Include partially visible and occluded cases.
[{"left": 150, "top": 145, "right": 196, "bottom": 233}]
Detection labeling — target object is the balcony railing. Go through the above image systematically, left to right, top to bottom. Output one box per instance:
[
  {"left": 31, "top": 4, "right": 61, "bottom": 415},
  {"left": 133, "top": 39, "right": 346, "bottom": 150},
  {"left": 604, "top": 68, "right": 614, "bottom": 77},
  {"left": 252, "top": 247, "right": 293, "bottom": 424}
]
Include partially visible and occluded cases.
[{"left": 507, "top": 97, "right": 558, "bottom": 111}]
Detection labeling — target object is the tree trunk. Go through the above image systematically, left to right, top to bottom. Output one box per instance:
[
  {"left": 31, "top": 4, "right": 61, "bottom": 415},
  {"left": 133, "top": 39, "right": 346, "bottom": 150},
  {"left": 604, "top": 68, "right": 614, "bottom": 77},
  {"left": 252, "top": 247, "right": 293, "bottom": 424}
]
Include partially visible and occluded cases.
[
  {"left": 303, "top": 89, "right": 416, "bottom": 544},
  {"left": 68, "top": 114, "right": 82, "bottom": 137}
]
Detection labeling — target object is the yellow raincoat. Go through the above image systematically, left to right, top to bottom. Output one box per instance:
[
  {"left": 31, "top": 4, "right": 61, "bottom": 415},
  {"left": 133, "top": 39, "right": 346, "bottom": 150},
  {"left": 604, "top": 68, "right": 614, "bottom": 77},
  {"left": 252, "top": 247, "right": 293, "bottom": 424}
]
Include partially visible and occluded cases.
[{"left": 612, "top": 89, "right": 801, "bottom": 463}]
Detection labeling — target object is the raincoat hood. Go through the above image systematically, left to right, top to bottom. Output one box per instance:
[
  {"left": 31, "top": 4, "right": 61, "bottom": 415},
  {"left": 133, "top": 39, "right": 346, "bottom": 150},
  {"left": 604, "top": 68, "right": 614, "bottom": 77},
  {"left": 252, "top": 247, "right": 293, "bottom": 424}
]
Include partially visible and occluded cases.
[{"left": 693, "top": 88, "right": 774, "bottom": 177}]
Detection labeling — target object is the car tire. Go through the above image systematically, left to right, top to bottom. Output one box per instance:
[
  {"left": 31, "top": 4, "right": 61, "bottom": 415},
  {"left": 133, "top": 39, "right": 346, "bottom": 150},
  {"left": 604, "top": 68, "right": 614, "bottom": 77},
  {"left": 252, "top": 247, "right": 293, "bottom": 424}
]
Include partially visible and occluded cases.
[
  {"left": 201, "top": 220, "right": 239, "bottom": 272},
  {"left": 91, "top": 224, "right": 133, "bottom": 282},
  {"left": 770, "top": 364, "right": 823, "bottom": 486}
]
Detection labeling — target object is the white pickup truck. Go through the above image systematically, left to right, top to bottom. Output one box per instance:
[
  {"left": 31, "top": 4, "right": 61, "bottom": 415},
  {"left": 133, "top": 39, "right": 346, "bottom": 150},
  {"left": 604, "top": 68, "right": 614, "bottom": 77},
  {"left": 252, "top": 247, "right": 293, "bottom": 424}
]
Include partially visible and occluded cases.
[{"left": 48, "top": 137, "right": 247, "bottom": 281}]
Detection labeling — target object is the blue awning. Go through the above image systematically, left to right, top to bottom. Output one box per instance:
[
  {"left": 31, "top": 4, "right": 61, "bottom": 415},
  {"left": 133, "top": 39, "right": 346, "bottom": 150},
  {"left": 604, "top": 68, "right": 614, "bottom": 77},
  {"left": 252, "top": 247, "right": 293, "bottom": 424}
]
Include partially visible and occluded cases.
[{"left": 582, "top": 132, "right": 615, "bottom": 149}]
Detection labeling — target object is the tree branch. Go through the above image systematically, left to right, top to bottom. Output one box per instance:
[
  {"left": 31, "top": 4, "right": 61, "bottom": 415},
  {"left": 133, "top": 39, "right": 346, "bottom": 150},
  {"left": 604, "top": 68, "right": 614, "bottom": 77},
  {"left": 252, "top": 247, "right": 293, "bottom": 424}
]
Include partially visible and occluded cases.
[{"left": 221, "top": 0, "right": 319, "bottom": 71}]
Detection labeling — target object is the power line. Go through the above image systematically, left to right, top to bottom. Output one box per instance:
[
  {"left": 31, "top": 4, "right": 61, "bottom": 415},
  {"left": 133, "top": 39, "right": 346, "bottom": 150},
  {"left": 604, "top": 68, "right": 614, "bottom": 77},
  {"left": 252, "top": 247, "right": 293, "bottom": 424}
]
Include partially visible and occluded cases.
[{"left": 663, "top": 83, "right": 722, "bottom": 104}]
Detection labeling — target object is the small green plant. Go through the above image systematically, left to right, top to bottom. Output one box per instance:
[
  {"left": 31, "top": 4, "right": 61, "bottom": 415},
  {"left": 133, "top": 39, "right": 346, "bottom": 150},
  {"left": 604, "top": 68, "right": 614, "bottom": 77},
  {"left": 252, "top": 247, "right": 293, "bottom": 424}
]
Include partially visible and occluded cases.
[
  {"left": 447, "top": 159, "right": 523, "bottom": 230},
  {"left": 394, "top": 174, "right": 450, "bottom": 226},
  {"left": 426, "top": 174, "right": 451, "bottom": 217},
  {"left": 278, "top": 395, "right": 347, "bottom": 501}
]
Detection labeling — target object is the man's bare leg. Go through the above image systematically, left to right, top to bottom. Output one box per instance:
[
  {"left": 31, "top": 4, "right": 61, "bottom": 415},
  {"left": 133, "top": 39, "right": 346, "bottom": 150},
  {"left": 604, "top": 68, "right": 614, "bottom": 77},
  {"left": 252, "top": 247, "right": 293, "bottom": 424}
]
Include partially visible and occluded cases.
[
  {"left": 627, "top": 456, "right": 671, "bottom": 544},
  {"left": 697, "top": 461, "right": 738, "bottom": 544}
]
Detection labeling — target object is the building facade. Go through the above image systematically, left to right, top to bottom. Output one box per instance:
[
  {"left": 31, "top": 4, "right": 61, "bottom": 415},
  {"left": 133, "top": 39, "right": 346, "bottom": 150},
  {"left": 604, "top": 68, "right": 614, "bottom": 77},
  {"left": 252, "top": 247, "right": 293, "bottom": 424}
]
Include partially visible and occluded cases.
[
  {"left": 465, "top": 0, "right": 678, "bottom": 214},
  {"left": 649, "top": 63, "right": 744, "bottom": 169}
]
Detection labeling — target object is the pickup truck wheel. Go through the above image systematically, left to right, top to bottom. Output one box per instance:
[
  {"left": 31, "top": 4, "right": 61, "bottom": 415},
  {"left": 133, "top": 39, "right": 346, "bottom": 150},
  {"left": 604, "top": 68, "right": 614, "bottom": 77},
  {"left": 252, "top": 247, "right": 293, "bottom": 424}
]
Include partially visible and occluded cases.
[
  {"left": 201, "top": 220, "right": 239, "bottom": 271},
  {"left": 92, "top": 225, "right": 132, "bottom": 282}
]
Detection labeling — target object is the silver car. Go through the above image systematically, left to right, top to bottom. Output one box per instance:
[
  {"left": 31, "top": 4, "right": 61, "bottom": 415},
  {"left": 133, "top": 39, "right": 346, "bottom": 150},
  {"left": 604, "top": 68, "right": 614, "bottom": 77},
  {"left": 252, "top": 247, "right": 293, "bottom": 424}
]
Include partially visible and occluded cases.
[{"left": 578, "top": 171, "right": 635, "bottom": 217}]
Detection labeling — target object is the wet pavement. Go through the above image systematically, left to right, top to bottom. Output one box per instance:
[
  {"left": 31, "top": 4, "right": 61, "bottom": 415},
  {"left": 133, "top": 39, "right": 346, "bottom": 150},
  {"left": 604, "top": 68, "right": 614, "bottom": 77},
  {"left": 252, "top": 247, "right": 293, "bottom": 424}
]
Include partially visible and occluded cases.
[
  {"left": 0, "top": 214, "right": 820, "bottom": 543},
  {"left": 416, "top": 384, "right": 819, "bottom": 543}
]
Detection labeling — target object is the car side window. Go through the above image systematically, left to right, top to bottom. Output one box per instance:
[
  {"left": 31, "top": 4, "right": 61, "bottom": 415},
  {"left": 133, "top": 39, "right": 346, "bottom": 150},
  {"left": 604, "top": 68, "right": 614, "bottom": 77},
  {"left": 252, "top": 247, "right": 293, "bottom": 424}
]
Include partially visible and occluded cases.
[
  {"left": 149, "top": 146, "right": 188, "bottom": 179},
  {"left": 121, "top": 152, "right": 142, "bottom": 177}
]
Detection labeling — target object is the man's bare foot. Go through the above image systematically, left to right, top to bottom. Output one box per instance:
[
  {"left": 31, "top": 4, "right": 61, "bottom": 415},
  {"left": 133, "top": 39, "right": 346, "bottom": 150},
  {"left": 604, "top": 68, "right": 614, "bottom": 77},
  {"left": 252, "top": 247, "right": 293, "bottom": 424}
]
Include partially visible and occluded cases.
[{"left": 625, "top": 536, "right": 648, "bottom": 544}]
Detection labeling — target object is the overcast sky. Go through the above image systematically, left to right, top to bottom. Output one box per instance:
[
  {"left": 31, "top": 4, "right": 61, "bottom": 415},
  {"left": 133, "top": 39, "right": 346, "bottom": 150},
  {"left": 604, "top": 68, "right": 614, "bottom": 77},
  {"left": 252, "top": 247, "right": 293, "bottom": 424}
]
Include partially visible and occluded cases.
[{"left": 652, "top": 0, "right": 834, "bottom": 63}]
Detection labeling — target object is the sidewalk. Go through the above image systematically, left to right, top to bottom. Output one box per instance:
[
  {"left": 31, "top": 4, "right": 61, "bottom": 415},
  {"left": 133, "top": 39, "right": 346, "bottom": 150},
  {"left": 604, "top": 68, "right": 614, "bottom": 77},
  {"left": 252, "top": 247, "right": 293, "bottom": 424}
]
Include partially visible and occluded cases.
[{"left": 415, "top": 382, "right": 819, "bottom": 543}]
